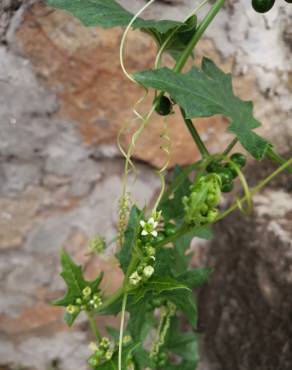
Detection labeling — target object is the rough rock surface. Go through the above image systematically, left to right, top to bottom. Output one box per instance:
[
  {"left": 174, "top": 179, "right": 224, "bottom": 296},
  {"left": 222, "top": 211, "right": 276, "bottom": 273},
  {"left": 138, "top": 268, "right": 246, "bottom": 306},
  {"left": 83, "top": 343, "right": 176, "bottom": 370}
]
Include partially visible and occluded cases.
[
  {"left": 0, "top": 0, "right": 291, "bottom": 369},
  {"left": 199, "top": 160, "right": 292, "bottom": 370}
]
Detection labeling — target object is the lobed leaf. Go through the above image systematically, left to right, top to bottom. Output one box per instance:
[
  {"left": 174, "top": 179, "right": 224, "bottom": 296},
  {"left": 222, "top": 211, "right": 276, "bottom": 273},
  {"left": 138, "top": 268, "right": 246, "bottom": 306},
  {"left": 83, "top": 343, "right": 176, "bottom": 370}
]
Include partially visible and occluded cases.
[
  {"left": 47, "top": 0, "right": 181, "bottom": 32},
  {"left": 134, "top": 58, "right": 270, "bottom": 159},
  {"left": 116, "top": 206, "right": 143, "bottom": 273},
  {"left": 53, "top": 250, "right": 103, "bottom": 326}
]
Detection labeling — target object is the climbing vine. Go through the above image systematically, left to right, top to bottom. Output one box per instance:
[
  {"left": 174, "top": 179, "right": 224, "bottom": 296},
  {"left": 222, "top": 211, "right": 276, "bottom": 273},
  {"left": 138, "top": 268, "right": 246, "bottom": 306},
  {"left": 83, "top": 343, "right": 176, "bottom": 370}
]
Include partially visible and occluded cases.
[{"left": 47, "top": 1, "right": 292, "bottom": 369}]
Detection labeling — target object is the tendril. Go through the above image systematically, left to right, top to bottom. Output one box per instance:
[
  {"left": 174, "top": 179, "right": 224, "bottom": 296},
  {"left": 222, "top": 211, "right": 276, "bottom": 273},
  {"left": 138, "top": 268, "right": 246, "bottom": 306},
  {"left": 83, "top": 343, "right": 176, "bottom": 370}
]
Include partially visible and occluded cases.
[
  {"left": 117, "top": 0, "right": 157, "bottom": 242},
  {"left": 153, "top": 116, "right": 172, "bottom": 212},
  {"left": 221, "top": 154, "right": 253, "bottom": 215}
]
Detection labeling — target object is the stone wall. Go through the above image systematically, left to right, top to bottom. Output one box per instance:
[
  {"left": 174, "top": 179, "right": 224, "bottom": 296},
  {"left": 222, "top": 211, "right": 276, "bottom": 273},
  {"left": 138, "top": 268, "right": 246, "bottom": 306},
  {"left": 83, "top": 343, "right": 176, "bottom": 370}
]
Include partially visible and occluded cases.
[{"left": 0, "top": 1, "right": 291, "bottom": 369}]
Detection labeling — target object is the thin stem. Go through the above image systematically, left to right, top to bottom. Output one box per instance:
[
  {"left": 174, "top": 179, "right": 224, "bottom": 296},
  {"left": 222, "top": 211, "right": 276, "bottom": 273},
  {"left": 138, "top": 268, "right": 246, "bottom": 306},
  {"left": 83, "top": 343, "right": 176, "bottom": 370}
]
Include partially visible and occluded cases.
[
  {"left": 174, "top": 0, "right": 226, "bottom": 73},
  {"left": 180, "top": 108, "right": 210, "bottom": 157},
  {"left": 223, "top": 138, "right": 238, "bottom": 156},
  {"left": 217, "top": 158, "right": 292, "bottom": 220},
  {"left": 118, "top": 293, "right": 128, "bottom": 370},
  {"left": 86, "top": 312, "right": 101, "bottom": 341}
]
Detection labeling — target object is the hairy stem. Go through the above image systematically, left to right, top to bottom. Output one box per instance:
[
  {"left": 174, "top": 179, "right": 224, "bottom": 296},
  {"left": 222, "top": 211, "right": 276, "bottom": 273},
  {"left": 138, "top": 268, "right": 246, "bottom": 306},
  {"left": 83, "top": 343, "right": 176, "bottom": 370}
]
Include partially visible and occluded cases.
[
  {"left": 174, "top": 0, "right": 226, "bottom": 73},
  {"left": 180, "top": 108, "right": 210, "bottom": 157}
]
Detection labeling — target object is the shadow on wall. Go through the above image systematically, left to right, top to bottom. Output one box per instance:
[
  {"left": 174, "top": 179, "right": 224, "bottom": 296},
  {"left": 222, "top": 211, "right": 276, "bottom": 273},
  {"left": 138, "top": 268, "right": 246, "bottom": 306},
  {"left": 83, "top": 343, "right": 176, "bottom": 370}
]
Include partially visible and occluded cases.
[{"left": 199, "top": 153, "right": 292, "bottom": 370}]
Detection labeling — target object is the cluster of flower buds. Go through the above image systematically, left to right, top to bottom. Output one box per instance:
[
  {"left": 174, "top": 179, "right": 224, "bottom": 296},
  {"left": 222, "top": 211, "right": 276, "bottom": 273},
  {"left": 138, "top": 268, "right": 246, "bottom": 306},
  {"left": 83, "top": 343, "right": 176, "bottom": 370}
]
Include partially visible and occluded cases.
[
  {"left": 182, "top": 173, "right": 222, "bottom": 225},
  {"left": 129, "top": 211, "right": 163, "bottom": 287},
  {"left": 87, "top": 235, "right": 106, "bottom": 255},
  {"left": 66, "top": 286, "right": 103, "bottom": 315},
  {"left": 150, "top": 301, "right": 176, "bottom": 367},
  {"left": 88, "top": 335, "right": 133, "bottom": 368},
  {"left": 88, "top": 337, "right": 114, "bottom": 368}
]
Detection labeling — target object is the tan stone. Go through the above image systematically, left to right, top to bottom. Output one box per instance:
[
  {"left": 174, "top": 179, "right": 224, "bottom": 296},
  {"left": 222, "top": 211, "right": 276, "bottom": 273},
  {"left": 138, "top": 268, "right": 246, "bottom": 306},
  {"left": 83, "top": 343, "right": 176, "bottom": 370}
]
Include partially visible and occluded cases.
[
  {"left": 16, "top": 3, "right": 238, "bottom": 168},
  {"left": 0, "top": 187, "right": 45, "bottom": 249},
  {"left": 0, "top": 303, "right": 62, "bottom": 335}
]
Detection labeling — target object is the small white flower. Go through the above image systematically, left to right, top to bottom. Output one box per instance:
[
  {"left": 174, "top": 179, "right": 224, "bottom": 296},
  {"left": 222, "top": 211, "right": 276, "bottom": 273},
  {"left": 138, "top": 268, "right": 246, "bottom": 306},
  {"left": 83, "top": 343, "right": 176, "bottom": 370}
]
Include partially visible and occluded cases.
[
  {"left": 140, "top": 217, "right": 159, "bottom": 238},
  {"left": 143, "top": 265, "right": 154, "bottom": 278},
  {"left": 129, "top": 271, "right": 142, "bottom": 286}
]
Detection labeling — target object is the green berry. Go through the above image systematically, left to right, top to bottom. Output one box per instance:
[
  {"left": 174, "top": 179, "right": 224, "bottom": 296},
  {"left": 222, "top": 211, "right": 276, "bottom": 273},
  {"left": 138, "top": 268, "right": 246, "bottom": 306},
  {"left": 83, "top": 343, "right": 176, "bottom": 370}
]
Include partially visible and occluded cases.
[
  {"left": 252, "top": 0, "right": 275, "bottom": 13},
  {"left": 154, "top": 96, "right": 172, "bottom": 116},
  {"left": 231, "top": 153, "right": 246, "bottom": 168},
  {"left": 206, "top": 161, "right": 221, "bottom": 173},
  {"left": 224, "top": 163, "right": 238, "bottom": 178},
  {"left": 216, "top": 167, "right": 234, "bottom": 185},
  {"left": 221, "top": 181, "right": 234, "bottom": 193},
  {"left": 206, "top": 192, "right": 220, "bottom": 207},
  {"left": 200, "top": 202, "right": 209, "bottom": 215},
  {"left": 206, "top": 208, "right": 219, "bottom": 223},
  {"left": 165, "top": 223, "right": 176, "bottom": 236},
  {"left": 156, "top": 232, "right": 165, "bottom": 243},
  {"left": 152, "top": 297, "right": 162, "bottom": 308},
  {"left": 159, "top": 352, "right": 167, "bottom": 361},
  {"left": 88, "top": 358, "right": 97, "bottom": 367}
]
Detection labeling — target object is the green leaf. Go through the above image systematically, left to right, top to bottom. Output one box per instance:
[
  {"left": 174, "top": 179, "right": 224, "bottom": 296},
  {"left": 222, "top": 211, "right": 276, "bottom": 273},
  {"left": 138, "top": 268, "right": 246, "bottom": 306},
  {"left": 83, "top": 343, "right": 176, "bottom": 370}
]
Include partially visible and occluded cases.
[
  {"left": 47, "top": 0, "right": 181, "bottom": 32},
  {"left": 147, "top": 15, "right": 197, "bottom": 61},
  {"left": 134, "top": 58, "right": 270, "bottom": 159},
  {"left": 159, "top": 165, "right": 192, "bottom": 222},
  {"left": 116, "top": 206, "right": 143, "bottom": 273},
  {"left": 173, "top": 226, "right": 213, "bottom": 274},
  {"left": 52, "top": 250, "right": 103, "bottom": 326},
  {"left": 177, "top": 268, "right": 212, "bottom": 288},
  {"left": 133, "top": 276, "right": 190, "bottom": 303},
  {"left": 164, "top": 290, "right": 197, "bottom": 327},
  {"left": 127, "top": 294, "right": 154, "bottom": 341},
  {"left": 165, "top": 317, "right": 199, "bottom": 364},
  {"left": 95, "top": 343, "right": 139, "bottom": 370},
  {"left": 132, "top": 346, "right": 155, "bottom": 370}
]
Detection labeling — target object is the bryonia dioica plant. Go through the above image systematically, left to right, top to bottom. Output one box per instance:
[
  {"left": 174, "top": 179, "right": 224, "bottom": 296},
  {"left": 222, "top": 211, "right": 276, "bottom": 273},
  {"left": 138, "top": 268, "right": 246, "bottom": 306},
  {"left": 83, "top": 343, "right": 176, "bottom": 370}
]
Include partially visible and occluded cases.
[{"left": 47, "top": 1, "right": 292, "bottom": 369}]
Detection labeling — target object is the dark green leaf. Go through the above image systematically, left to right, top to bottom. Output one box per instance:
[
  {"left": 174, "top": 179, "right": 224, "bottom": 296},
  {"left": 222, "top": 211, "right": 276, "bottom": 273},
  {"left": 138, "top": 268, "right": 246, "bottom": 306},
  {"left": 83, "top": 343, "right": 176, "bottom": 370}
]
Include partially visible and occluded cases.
[
  {"left": 47, "top": 0, "right": 181, "bottom": 32},
  {"left": 147, "top": 15, "right": 197, "bottom": 61},
  {"left": 134, "top": 58, "right": 270, "bottom": 159},
  {"left": 159, "top": 165, "right": 192, "bottom": 222},
  {"left": 116, "top": 206, "right": 143, "bottom": 273},
  {"left": 173, "top": 226, "right": 213, "bottom": 274},
  {"left": 154, "top": 247, "right": 176, "bottom": 277},
  {"left": 177, "top": 268, "right": 212, "bottom": 288},
  {"left": 133, "top": 276, "right": 190, "bottom": 303},
  {"left": 164, "top": 290, "right": 197, "bottom": 327},
  {"left": 128, "top": 294, "right": 154, "bottom": 341},
  {"left": 165, "top": 317, "right": 199, "bottom": 364},
  {"left": 132, "top": 346, "right": 155, "bottom": 370}
]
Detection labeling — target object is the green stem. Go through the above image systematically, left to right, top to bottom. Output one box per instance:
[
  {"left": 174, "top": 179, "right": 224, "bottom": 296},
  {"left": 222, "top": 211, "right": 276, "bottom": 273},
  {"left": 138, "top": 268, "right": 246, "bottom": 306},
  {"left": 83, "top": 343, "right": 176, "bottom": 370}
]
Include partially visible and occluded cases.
[
  {"left": 174, "top": 0, "right": 226, "bottom": 73},
  {"left": 180, "top": 108, "right": 210, "bottom": 157},
  {"left": 223, "top": 138, "right": 238, "bottom": 156},
  {"left": 217, "top": 158, "right": 292, "bottom": 220},
  {"left": 118, "top": 293, "right": 128, "bottom": 370},
  {"left": 86, "top": 312, "right": 102, "bottom": 341}
]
